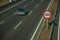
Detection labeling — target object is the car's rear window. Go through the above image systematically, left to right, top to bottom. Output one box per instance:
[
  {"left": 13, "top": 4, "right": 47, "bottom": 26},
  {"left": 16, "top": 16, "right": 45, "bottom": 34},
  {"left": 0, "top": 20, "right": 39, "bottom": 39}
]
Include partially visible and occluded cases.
[{"left": 19, "top": 9, "right": 25, "bottom": 11}]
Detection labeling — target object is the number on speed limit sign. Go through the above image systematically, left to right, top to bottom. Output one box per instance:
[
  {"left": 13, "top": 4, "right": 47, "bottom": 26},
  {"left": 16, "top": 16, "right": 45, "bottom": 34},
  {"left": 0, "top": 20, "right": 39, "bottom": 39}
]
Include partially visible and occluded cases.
[{"left": 42, "top": 10, "right": 52, "bottom": 19}]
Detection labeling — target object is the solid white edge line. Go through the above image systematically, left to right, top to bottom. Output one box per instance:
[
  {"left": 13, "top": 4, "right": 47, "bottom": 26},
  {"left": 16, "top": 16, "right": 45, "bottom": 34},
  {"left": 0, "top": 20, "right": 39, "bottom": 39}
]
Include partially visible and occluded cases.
[
  {"left": 0, "top": 0, "right": 26, "bottom": 14},
  {"left": 10, "top": 0, "right": 12, "bottom": 2},
  {"left": 30, "top": 0, "right": 53, "bottom": 39},
  {"left": 46, "top": 0, "right": 53, "bottom": 10},
  {"left": 46, "top": 0, "right": 54, "bottom": 39},
  {"left": 28, "top": 11, "right": 33, "bottom": 15},
  {"left": 30, "top": 17, "right": 43, "bottom": 40},
  {"left": 36, "top": 19, "right": 45, "bottom": 40},
  {"left": 14, "top": 21, "right": 22, "bottom": 29}
]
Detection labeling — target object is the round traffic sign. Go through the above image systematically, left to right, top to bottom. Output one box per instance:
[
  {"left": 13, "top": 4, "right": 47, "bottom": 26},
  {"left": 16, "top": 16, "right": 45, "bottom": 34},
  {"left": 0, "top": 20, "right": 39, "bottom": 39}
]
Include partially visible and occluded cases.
[{"left": 42, "top": 10, "right": 52, "bottom": 19}]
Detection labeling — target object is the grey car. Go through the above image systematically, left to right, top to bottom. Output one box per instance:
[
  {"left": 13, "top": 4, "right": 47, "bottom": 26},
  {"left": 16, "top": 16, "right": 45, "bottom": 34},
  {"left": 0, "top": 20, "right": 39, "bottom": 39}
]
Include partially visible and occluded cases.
[{"left": 17, "top": 8, "right": 28, "bottom": 16}]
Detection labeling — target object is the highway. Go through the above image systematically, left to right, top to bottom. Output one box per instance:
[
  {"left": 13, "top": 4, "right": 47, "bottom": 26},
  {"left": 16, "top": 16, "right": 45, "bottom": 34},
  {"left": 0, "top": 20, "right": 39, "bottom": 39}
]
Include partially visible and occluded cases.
[{"left": 0, "top": 0, "right": 51, "bottom": 40}]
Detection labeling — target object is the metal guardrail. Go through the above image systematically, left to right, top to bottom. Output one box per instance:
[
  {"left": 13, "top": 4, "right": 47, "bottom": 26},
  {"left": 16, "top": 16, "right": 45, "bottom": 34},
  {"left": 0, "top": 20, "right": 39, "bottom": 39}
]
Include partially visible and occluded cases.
[
  {"left": 49, "top": 0, "right": 59, "bottom": 40},
  {"left": 57, "top": 0, "right": 60, "bottom": 40},
  {"left": 57, "top": 1, "right": 60, "bottom": 40},
  {"left": 50, "top": 6, "right": 58, "bottom": 40}
]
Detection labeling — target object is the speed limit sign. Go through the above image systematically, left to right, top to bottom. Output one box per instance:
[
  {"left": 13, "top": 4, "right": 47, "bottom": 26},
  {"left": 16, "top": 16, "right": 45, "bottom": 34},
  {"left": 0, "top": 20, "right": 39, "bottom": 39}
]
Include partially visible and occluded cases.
[{"left": 42, "top": 10, "right": 52, "bottom": 19}]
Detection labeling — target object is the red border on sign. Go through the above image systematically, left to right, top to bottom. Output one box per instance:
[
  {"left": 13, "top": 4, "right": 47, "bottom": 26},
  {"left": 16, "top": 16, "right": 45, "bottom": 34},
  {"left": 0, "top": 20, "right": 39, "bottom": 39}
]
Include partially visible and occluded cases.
[{"left": 42, "top": 10, "right": 52, "bottom": 20}]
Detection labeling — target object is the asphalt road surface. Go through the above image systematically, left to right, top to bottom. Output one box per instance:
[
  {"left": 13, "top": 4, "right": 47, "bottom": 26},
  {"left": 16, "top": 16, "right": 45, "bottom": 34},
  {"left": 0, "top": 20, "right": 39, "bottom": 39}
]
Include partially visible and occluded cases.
[{"left": 0, "top": 0, "right": 51, "bottom": 40}]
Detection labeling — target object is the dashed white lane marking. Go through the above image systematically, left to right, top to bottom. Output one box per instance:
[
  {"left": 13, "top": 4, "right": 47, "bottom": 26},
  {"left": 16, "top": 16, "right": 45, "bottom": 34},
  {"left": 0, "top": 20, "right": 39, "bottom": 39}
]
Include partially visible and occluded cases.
[
  {"left": 0, "top": 0, "right": 26, "bottom": 14},
  {"left": 13, "top": 0, "right": 34, "bottom": 15},
  {"left": 24, "top": 0, "right": 34, "bottom": 8},
  {"left": 28, "top": 0, "right": 43, "bottom": 15},
  {"left": 31, "top": 0, "right": 34, "bottom": 3},
  {"left": 35, "top": 0, "right": 43, "bottom": 8},
  {"left": 40, "top": 0, "right": 43, "bottom": 2},
  {"left": 24, "top": 4, "right": 28, "bottom": 8},
  {"left": 28, "top": 4, "right": 39, "bottom": 15},
  {"left": 28, "top": 4, "right": 40, "bottom": 15},
  {"left": 35, "top": 4, "right": 40, "bottom": 8},
  {"left": 28, "top": 11, "right": 33, "bottom": 15},
  {"left": 0, "top": 12, "right": 16, "bottom": 25},
  {"left": 13, "top": 12, "right": 17, "bottom": 15},
  {"left": 30, "top": 17, "right": 43, "bottom": 40},
  {"left": 0, "top": 20, "right": 5, "bottom": 24},
  {"left": 14, "top": 21, "right": 22, "bottom": 29}
]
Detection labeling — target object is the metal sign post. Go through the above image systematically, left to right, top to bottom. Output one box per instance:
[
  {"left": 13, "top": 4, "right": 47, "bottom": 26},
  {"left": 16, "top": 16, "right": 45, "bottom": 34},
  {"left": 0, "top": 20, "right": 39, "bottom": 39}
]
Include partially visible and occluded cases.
[
  {"left": 42, "top": 10, "right": 52, "bottom": 30},
  {"left": 46, "top": 19, "right": 49, "bottom": 30}
]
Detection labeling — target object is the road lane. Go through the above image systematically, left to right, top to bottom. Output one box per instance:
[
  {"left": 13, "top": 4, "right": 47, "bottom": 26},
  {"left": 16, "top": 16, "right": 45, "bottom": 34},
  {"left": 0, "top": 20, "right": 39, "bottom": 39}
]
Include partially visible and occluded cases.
[
  {"left": 0, "top": 0, "right": 42, "bottom": 40},
  {"left": 0, "top": 0, "right": 32, "bottom": 21},
  {"left": 0, "top": 0, "right": 25, "bottom": 13},
  {"left": 0, "top": 0, "right": 41, "bottom": 27},
  {"left": 0, "top": 0, "right": 40, "bottom": 22},
  {"left": 0, "top": 0, "right": 42, "bottom": 27},
  {"left": 0, "top": 0, "right": 42, "bottom": 23},
  {"left": 1, "top": 0, "right": 51, "bottom": 40},
  {"left": 25, "top": 0, "right": 42, "bottom": 11}
]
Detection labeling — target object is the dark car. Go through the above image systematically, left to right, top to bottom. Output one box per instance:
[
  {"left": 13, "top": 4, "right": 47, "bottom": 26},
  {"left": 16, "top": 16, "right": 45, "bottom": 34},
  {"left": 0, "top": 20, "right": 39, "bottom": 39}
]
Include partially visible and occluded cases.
[{"left": 17, "top": 8, "right": 28, "bottom": 16}]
